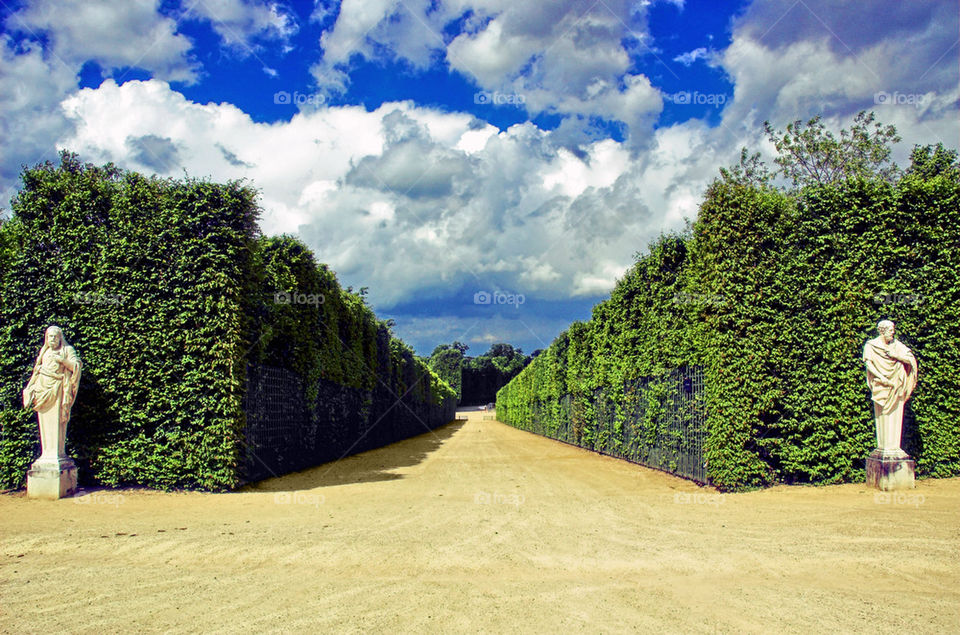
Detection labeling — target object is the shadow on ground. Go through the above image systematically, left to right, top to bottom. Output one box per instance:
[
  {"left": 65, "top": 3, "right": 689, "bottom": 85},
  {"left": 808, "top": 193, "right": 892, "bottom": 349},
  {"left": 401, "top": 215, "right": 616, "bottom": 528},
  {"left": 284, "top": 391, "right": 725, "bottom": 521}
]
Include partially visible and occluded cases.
[{"left": 239, "top": 418, "right": 467, "bottom": 492}]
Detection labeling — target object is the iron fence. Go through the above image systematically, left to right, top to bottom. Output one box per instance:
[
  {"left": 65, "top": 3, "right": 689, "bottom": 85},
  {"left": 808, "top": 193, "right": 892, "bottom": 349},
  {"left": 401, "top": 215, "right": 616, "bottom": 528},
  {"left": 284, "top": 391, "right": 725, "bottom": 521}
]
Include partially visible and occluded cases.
[{"left": 524, "top": 366, "right": 706, "bottom": 483}]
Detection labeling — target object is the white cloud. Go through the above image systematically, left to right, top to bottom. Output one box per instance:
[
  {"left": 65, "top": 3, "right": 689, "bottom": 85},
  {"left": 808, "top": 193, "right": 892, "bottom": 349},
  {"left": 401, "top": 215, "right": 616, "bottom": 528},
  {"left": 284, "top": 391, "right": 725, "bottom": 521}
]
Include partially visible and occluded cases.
[
  {"left": 2, "top": 0, "right": 956, "bottom": 353},
  {"left": 6, "top": 0, "right": 198, "bottom": 84},
  {"left": 188, "top": 0, "right": 298, "bottom": 52},
  {"left": 312, "top": 0, "right": 664, "bottom": 143},
  {"left": 313, "top": 0, "right": 451, "bottom": 92},
  {"left": 718, "top": 2, "right": 959, "bottom": 162},
  {"left": 0, "top": 36, "right": 78, "bottom": 208},
  {"left": 673, "top": 47, "right": 710, "bottom": 66},
  {"left": 54, "top": 79, "right": 696, "bottom": 307},
  {"left": 386, "top": 313, "right": 565, "bottom": 355}
]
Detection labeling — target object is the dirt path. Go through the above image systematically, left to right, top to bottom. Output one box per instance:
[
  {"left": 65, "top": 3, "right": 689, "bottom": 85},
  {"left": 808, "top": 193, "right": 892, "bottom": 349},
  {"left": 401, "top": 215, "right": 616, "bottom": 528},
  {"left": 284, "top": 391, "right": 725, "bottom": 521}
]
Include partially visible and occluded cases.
[{"left": 2, "top": 411, "right": 958, "bottom": 633}]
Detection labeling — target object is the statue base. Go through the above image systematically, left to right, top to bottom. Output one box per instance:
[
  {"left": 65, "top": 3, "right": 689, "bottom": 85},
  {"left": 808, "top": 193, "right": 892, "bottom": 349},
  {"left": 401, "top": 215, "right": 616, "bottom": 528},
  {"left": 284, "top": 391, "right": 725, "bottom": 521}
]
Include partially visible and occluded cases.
[
  {"left": 866, "top": 449, "right": 915, "bottom": 491},
  {"left": 27, "top": 457, "right": 78, "bottom": 500}
]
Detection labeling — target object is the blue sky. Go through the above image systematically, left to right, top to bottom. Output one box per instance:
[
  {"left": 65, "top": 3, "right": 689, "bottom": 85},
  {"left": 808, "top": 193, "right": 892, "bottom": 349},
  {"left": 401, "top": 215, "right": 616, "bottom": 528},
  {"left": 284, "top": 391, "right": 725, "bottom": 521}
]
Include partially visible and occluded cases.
[{"left": 1, "top": 0, "right": 957, "bottom": 356}]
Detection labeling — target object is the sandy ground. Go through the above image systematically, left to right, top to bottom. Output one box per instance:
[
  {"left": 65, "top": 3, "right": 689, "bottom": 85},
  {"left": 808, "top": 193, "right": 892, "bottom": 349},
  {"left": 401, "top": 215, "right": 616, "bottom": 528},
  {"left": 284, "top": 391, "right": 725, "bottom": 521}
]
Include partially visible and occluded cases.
[{"left": 1, "top": 410, "right": 959, "bottom": 634}]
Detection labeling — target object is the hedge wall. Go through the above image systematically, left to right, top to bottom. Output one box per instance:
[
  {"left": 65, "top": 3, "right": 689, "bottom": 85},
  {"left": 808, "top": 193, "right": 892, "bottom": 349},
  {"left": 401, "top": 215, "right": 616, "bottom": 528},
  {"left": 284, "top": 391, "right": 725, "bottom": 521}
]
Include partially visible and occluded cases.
[
  {"left": 0, "top": 153, "right": 455, "bottom": 491},
  {"left": 498, "top": 158, "right": 960, "bottom": 490},
  {"left": 241, "top": 234, "right": 456, "bottom": 480}
]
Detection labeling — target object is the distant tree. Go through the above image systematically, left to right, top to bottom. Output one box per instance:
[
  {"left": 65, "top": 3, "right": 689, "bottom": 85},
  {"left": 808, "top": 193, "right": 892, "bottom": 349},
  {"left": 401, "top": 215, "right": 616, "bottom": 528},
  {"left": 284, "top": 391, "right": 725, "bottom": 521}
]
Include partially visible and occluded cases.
[
  {"left": 763, "top": 110, "right": 901, "bottom": 187},
  {"left": 906, "top": 143, "right": 959, "bottom": 180},
  {"left": 718, "top": 148, "right": 772, "bottom": 188},
  {"left": 428, "top": 341, "right": 468, "bottom": 399},
  {"left": 430, "top": 341, "right": 469, "bottom": 357},
  {"left": 487, "top": 342, "right": 522, "bottom": 359},
  {"left": 458, "top": 343, "right": 531, "bottom": 405}
]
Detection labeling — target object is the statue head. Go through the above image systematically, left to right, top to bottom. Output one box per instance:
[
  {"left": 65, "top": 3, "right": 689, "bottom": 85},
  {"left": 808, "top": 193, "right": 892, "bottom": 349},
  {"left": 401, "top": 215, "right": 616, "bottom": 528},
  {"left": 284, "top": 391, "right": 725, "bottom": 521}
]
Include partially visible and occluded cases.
[
  {"left": 877, "top": 320, "right": 895, "bottom": 344},
  {"left": 44, "top": 325, "right": 63, "bottom": 350}
]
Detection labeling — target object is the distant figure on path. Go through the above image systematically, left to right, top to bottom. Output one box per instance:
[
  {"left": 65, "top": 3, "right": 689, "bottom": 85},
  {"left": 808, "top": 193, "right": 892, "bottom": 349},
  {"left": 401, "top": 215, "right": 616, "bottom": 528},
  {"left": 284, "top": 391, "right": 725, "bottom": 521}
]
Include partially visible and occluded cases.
[{"left": 862, "top": 320, "right": 917, "bottom": 455}]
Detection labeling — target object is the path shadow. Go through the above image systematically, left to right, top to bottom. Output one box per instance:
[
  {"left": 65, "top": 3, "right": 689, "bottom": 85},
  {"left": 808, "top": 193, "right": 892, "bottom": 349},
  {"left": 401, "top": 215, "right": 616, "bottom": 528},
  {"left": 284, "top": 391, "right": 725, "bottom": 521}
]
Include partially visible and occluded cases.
[{"left": 239, "top": 418, "right": 467, "bottom": 492}]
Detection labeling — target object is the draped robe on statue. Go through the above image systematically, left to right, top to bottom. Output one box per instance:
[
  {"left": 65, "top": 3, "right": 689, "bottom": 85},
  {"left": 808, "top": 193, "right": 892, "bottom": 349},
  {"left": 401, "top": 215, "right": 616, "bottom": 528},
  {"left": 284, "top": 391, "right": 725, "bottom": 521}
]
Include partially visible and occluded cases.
[
  {"left": 862, "top": 336, "right": 917, "bottom": 454},
  {"left": 23, "top": 344, "right": 81, "bottom": 462}
]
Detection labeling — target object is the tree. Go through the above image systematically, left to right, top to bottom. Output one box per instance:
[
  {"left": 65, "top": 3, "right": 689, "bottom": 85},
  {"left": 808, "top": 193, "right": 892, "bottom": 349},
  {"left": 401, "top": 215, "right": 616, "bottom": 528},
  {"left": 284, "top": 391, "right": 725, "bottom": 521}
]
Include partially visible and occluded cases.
[
  {"left": 763, "top": 110, "right": 901, "bottom": 188},
  {"left": 906, "top": 143, "right": 959, "bottom": 180},
  {"left": 718, "top": 148, "right": 772, "bottom": 188},
  {"left": 430, "top": 341, "right": 468, "bottom": 357},
  {"left": 428, "top": 342, "right": 468, "bottom": 400},
  {"left": 486, "top": 342, "right": 522, "bottom": 360}
]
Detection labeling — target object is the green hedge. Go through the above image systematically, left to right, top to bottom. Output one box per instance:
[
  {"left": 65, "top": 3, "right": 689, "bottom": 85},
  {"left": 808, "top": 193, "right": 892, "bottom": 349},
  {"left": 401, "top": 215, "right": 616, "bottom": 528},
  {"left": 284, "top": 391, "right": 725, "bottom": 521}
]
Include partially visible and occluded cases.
[
  {"left": 0, "top": 153, "right": 454, "bottom": 491},
  {"left": 498, "top": 158, "right": 960, "bottom": 490},
  {"left": 249, "top": 233, "right": 453, "bottom": 407}
]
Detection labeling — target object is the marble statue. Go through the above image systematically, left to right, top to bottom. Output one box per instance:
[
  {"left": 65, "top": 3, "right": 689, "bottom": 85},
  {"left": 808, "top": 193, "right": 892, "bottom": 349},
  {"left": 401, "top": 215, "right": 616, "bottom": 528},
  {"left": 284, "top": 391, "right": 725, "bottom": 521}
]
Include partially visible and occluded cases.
[
  {"left": 862, "top": 320, "right": 918, "bottom": 490},
  {"left": 22, "top": 325, "right": 81, "bottom": 499}
]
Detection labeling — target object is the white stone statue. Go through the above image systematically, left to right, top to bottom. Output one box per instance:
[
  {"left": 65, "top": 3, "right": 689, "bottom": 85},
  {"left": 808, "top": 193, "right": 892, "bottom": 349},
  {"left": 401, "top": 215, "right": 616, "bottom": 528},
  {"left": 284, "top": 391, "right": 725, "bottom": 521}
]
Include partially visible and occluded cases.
[
  {"left": 862, "top": 320, "right": 918, "bottom": 456},
  {"left": 22, "top": 325, "right": 82, "bottom": 498}
]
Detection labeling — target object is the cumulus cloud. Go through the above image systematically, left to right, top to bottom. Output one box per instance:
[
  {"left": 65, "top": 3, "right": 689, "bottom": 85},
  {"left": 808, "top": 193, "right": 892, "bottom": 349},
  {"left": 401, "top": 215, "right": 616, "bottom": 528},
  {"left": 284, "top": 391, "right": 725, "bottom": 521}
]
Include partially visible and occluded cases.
[
  {"left": 2, "top": 0, "right": 957, "bottom": 353},
  {"left": 5, "top": 0, "right": 198, "bottom": 84},
  {"left": 187, "top": 0, "right": 298, "bottom": 53},
  {"left": 311, "top": 0, "right": 666, "bottom": 143},
  {"left": 312, "top": 0, "right": 450, "bottom": 93},
  {"left": 718, "top": 0, "right": 959, "bottom": 162},
  {"left": 734, "top": 0, "right": 953, "bottom": 58},
  {"left": 0, "top": 36, "right": 77, "bottom": 207},
  {"left": 55, "top": 79, "right": 699, "bottom": 308},
  {"left": 125, "top": 134, "right": 181, "bottom": 173}
]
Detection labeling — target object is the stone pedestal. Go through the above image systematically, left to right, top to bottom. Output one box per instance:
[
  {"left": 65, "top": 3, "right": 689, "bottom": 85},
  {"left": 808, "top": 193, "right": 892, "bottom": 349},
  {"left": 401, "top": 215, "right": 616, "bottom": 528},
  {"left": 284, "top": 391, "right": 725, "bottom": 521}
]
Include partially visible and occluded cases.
[
  {"left": 866, "top": 449, "right": 915, "bottom": 491},
  {"left": 27, "top": 457, "right": 78, "bottom": 500}
]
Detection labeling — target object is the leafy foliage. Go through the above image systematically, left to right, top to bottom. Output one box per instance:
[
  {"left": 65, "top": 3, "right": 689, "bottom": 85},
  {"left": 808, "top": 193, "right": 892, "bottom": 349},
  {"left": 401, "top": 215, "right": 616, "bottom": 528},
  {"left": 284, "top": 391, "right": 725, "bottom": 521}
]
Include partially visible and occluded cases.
[
  {"left": 764, "top": 111, "right": 901, "bottom": 187},
  {"left": 499, "top": 125, "right": 960, "bottom": 490},
  {"left": 906, "top": 143, "right": 959, "bottom": 180},
  {"left": 0, "top": 153, "right": 454, "bottom": 491},
  {"left": 427, "top": 341, "right": 529, "bottom": 405},
  {"left": 428, "top": 342, "right": 468, "bottom": 400}
]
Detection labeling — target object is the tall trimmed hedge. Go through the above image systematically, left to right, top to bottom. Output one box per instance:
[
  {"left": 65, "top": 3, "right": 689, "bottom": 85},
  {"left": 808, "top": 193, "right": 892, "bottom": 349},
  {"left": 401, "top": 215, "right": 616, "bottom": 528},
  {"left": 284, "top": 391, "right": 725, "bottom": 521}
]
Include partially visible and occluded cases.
[
  {"left": 0, "top": 153, "right": 454, "bottom": 491},
  {"left": 498, "top": 154, "right": 960, "bottom": 490}
]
